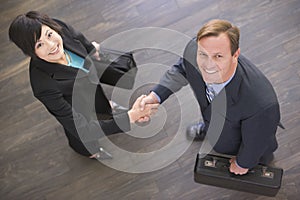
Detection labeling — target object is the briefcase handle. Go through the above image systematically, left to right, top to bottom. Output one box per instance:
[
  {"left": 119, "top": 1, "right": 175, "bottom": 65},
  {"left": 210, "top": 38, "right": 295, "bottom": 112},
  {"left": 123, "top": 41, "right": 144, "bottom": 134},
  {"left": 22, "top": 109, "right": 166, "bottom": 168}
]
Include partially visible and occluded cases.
[{"left": 204, "top": 157, "right": 274, "bottom": 178}]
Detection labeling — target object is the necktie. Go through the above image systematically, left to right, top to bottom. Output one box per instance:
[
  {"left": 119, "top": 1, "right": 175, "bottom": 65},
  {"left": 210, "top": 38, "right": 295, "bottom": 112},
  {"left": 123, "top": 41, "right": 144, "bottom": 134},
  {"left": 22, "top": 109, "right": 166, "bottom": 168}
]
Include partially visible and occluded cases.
[{"left": 206, "top": 84, "right": 216, "bottom": 102}]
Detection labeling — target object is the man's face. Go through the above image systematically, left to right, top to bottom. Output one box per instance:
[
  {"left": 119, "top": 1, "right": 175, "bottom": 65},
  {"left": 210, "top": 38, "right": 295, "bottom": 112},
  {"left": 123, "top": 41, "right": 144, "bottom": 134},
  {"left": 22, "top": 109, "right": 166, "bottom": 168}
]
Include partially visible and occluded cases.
[{"left": 197, "top": 33, "right": 240, "bottom": 84}]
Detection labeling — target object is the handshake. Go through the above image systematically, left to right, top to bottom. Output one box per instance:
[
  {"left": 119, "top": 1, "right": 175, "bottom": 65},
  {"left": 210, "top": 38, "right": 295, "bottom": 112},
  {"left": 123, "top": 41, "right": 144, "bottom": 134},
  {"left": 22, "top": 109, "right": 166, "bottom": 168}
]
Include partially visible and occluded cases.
[{"left": 127, "top": 92, "right": 160, "bottom": 123}]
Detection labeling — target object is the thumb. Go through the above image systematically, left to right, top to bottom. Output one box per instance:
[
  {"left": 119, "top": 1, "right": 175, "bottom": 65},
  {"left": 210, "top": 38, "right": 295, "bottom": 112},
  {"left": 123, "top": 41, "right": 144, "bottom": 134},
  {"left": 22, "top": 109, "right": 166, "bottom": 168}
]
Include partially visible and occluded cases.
[
  {"left": 134, "top": 95, "right": 145, "bottom": 108},
  {"left": 139, "top": 96, "right": 147, "bottom": 111},
  {"left": 140, "top": 102, "right": 144, "bottom": 111}
]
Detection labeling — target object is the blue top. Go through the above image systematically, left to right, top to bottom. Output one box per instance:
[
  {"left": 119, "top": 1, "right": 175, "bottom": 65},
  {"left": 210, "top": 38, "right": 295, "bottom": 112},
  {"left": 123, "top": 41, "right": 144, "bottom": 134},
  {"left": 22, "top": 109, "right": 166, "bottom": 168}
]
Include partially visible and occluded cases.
[{"left": 65, "top": 49, "right": 89, "bottom": 73}]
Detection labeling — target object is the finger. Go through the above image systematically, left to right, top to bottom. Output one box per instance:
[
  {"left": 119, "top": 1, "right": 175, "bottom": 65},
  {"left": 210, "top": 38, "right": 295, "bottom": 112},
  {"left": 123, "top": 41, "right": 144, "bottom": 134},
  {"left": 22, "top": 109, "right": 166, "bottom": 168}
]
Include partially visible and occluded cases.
[
  {"left": 92, "top": 41, "right": 100, "bottom": 50},
  {"left": 92, "top": 51, "right": 100, "bottom": 60},
  {"left": 96, "top": 52, "right": 101, "bottom": 60},
  {"left": 95, "top": 55, "right": 101, "bottom": 61},
  {"left": 137, "top": 94, "right": 146, "bottom": 101},
  {"left": 135, "top": 95, "right": 146, "bottom": 106},
  {"left": 139, "top": 96, "right": 147, "bottom": 111},
  {"left": 140, "top": 101, "right": 145, "bottom": 111},
  {"left": 145, "top": 103, "right": 160, "bottom": 110},
  {"left": 151, "top": 103, "right": 160, "bottom": 108},
  {"left": 144, "top": 106, "right": 159, "bottom": 116},
  {"left": 143, "top": 107, "right": 155, "bottom": 115},
  {"left": 149, "top": 108, "right": 158, "bottom": 116},
  {"left": 137, "top": 116, "right": 149, "bottom": 123},
  {"left": 137, "top": 116, "right": 147, "bottom": 122},
  {"left": 143, "top": 116, "right": 150, "bottom": 122},
  {"left": 137, "top": 118, "right": 144, "bottom": 123},
  {"left": 89, "top": 153, "right": 98, "bottom": 158},
  {"left": 229, "top": 163, "right": 236, "bottom": 173}
]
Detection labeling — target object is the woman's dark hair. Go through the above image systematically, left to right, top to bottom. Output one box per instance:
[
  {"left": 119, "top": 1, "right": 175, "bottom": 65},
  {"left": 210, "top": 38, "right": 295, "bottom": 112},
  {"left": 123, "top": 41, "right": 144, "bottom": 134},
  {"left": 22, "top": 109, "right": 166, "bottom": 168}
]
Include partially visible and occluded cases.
[{"left": 8, "top": 11, "right": 62, "bottom": 58}]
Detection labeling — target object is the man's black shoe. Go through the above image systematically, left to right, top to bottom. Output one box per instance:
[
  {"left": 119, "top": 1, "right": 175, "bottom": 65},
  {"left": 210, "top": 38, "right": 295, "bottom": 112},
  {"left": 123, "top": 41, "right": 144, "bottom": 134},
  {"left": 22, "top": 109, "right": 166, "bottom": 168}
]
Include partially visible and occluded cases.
[{"left": 186, "top": 122, "right": 206, "bottom": 141}]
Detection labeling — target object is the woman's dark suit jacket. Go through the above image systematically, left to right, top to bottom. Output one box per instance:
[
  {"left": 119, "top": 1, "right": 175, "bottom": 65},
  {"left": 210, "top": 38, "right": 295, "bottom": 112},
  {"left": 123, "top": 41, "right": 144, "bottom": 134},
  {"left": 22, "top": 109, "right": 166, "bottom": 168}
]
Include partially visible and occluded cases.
[
  {"left": 29, "top": 19, "right": 130, "bottom": 156},
  {"left": 153, "top": 39, "right": 281, "bottom": 168}
]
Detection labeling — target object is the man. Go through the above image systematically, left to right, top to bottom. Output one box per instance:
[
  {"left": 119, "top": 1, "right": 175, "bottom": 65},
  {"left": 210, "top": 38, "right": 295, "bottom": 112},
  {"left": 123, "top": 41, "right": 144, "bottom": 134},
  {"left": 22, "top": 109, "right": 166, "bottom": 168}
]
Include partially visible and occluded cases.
[{"left": 140, "top": 19, "right": 282, "bottom": 175}]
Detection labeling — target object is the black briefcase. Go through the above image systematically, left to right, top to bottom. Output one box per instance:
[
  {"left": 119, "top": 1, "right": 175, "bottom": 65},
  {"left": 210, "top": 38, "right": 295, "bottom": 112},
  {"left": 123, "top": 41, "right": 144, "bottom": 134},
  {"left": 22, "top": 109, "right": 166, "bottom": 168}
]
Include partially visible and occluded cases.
[{"left": 194, "top": 154, "right": 283, "bottom": 197}]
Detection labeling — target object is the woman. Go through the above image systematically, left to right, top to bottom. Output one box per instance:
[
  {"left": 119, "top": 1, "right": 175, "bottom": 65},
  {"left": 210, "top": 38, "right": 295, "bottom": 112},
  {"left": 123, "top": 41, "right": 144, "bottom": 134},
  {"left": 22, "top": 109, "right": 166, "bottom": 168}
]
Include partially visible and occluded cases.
[{"left": 9, "top": 11, "right": 158, "bottom": 158}]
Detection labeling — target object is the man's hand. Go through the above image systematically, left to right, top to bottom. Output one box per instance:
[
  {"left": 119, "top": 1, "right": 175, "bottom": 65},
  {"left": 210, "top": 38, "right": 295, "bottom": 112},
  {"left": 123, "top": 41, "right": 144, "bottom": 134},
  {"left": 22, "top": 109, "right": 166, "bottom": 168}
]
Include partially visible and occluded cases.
[
  {"left": 91, "top": 41, "right": 101, "bottom": 61},
  {"left": 138, "top": 92, "right": 160, "bottom": 122},
  {"left": 128, "top": 95, "right": 159, "bottom": 123},
  {"left": 229, "top": 156, "right": 249, "bottom": 175}
]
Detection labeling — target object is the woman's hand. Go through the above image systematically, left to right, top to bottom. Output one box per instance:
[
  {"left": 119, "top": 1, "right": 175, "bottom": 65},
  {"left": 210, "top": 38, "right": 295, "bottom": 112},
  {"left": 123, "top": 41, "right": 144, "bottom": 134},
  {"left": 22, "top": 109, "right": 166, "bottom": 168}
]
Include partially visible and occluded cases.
[
  {"left": 91, "top": 41, "right": 101, "bottom": 60},
  {"left": 137, "top": 91, "right": 160, "bottom": 123},
  {"left": 128, "top": 95, "right": 159, "bottom": 123}
]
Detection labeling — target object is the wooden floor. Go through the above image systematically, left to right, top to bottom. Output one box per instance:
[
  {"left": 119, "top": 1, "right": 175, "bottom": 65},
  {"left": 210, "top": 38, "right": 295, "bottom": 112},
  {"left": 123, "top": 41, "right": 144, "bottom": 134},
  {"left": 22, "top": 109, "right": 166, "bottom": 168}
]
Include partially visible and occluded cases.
[{"left": 1, "top": 0, "right": 300, "bottom": 199}]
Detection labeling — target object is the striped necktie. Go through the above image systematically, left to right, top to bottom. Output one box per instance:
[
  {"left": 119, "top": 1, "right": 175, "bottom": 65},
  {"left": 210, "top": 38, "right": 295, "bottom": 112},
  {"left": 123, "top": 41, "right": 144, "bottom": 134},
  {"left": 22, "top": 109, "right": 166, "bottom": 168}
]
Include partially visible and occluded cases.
[{"left": 206, "top": 84, "right": 216, "bottom": 102}]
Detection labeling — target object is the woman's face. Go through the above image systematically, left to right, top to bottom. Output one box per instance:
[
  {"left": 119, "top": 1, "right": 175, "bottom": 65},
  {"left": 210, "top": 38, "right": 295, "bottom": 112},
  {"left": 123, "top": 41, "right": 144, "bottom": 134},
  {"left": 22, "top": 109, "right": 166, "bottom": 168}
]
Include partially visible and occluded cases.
[{"left": 35, "top": 25, "right": 65, "bottom": 63}]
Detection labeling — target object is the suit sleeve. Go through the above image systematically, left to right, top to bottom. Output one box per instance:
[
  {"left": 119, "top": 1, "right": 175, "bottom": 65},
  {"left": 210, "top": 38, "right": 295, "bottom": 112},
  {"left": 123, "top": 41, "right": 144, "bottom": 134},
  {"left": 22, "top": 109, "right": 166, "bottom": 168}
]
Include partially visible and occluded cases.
[
  {"left": 54, "top": 19, "right": 95, "bottom": 53},
  {"left": 152, "top": 58, "right": 188, "bottom": 103},
  {"left": 30, "top": 68, "right": 130, "bottom": 153},
  {"left": 236, "top": 103, "right": 280, "bottom": 168}
]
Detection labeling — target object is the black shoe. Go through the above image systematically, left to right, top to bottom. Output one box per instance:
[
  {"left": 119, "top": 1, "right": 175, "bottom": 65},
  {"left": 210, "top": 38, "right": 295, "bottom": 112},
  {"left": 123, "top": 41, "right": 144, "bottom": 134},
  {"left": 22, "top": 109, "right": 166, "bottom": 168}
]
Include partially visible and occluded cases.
[
  {"left": 186, "top": 122, "right": 206, "bottom": 141},
  {"left": 94, "top": 147, "right": 113, "bottom": 160}
]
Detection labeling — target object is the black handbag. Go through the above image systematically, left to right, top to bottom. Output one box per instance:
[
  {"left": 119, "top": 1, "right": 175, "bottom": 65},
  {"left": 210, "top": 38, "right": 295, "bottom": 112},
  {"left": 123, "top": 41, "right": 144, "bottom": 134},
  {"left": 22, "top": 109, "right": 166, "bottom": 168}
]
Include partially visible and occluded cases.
[
  {"left": 88, "top": 47, "right": 137, "bottom": 89},
  {"left": 194, "top": 154, "right": 283, "bottom": 197}
]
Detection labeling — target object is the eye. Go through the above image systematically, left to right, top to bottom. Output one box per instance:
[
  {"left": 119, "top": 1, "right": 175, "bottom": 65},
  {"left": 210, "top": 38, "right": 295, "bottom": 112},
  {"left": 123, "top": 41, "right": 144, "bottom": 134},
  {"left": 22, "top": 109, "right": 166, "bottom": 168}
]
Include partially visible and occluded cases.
[
  {"left": 48, "top": 32, "right": 52, "bottom": 38},
  {"left": 36, "top": 43, "right": 42, "bottom": 49},
  {"left": 198, "top": 52, "right": 207, "bottom": 57},
  {"left": 216, "top": 54, "right": 223, "bottom": 58}
]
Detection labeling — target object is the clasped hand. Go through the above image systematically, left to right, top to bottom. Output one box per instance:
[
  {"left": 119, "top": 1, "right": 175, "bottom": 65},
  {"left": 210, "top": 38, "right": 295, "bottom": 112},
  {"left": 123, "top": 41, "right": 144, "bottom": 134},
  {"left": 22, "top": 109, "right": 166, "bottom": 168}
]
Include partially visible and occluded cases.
[
  {"left": 136, "top": 92, "right": 160, "bottom": 123},
  {"left": 128, "top": 94, "right": 159, "bottom": 123}
]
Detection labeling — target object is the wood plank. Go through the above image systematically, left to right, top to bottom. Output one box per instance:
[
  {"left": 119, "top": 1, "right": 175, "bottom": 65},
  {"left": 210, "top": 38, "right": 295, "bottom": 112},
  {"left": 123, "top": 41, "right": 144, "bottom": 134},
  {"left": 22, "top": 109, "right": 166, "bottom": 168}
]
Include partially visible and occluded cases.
[{"left": 1, "top": 0, "right": 299, "bottom": 199}]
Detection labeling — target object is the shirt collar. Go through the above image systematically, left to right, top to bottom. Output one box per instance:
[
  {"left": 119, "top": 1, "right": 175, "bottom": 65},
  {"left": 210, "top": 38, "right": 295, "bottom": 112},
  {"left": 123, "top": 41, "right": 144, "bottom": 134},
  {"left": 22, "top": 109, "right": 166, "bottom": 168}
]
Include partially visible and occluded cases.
[{"left": 206, "top": 67, "right": 237, "bottom": 95}]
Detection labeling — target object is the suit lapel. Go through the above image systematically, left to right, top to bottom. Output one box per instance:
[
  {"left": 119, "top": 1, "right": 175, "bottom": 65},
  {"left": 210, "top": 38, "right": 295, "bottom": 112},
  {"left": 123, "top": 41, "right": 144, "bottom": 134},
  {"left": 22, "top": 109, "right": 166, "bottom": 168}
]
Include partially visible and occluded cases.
[
  {"left": 32, "top": 58, "right": 79, "bottom": 79},
  {"left": 190, "top": 58, "right": 243, "bottom": 120},
  {"left": 223, "top": 62, "right": 243, "bottom": 106}
]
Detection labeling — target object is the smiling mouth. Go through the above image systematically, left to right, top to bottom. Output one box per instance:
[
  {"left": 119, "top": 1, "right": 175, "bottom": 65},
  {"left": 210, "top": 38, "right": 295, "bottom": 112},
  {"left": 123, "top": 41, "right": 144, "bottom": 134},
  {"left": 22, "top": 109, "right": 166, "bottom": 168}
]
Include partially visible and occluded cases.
[
  {"left": 49, "top": 44, "right": 60, "bottom": 55},
  {"left": 202, "top": 67, "right": 218, "bottom": 74}
]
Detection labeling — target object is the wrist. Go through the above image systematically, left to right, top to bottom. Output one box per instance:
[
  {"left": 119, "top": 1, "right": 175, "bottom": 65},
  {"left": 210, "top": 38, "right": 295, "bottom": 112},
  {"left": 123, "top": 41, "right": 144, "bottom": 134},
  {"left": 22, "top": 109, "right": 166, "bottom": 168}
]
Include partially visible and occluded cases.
[
  {"left": 149, "top": 91, "right": 160, "bottom": 103},
  {"left": 127, "top": 110, "right": 136, "bottom": 123},
  {"left": 234, "top": 159, "right": 241, "bottom": 168},
  {"left": 235, "top": 159, "right": 247, "bottom": 169}
]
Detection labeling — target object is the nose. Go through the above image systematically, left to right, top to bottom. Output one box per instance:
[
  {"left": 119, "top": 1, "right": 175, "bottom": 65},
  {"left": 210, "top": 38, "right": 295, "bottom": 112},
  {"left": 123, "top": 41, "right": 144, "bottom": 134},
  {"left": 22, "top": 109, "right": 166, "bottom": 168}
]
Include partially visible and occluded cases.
[
  {"left": 45, "top": 39, "right": 55, "bottom": 48},
  {"left": 205, "top": 58, "right": 217, "bottom": 69}
]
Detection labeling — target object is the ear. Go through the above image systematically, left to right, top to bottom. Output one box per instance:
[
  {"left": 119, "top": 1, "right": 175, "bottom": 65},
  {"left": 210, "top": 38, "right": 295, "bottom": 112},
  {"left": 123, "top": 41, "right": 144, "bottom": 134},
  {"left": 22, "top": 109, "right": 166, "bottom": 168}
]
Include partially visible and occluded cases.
[{"left": 233, "top": 48, "right": 240, "bottom": 59}]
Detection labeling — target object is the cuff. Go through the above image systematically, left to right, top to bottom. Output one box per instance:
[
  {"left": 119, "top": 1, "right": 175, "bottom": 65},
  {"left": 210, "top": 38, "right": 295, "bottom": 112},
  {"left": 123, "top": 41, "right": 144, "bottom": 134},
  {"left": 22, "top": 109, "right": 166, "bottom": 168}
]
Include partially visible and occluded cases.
[
  {"left": 151, "top": 91, "right": 161, "bottom": 103},
  {"left": 235, "top": 159, "right": 243, "bottom": 169}
]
